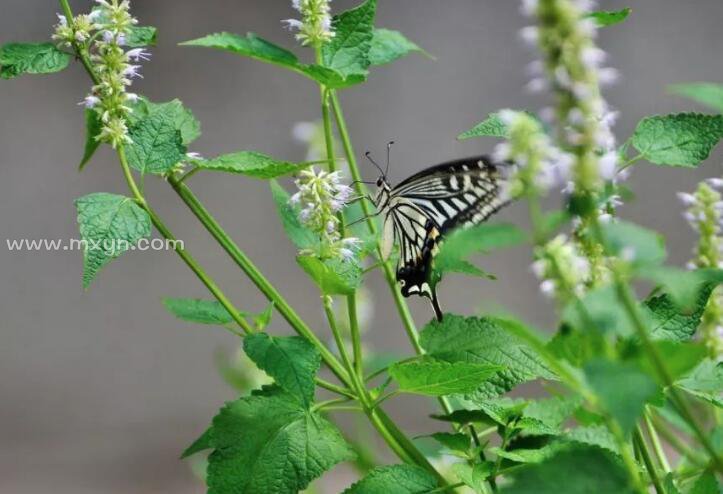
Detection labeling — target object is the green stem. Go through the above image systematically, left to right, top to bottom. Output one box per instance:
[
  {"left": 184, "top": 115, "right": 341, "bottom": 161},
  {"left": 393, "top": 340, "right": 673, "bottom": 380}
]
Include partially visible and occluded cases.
[
  {"left": 58, "top": 0, "right": 100, "bottom": 86},
  {"left": 329, "top": 91, "right": 423, "bottom": 353},
  {"left": 116, "top": 148, "right": 254, "bottom": 336},
  {"left": 166, "top": 174, "right": 351, "bottom": 387},
  {"left": 347, "top": 294, "right": 364, "bottom": 376},
  {"left": 322, "top": 295, "right": 449, "bottom": 486},
  {"left": 315, "top": 377, "right": 356, "bottom": 399},
  {"left": 644, "top": 407, "right": 671, "bottom": 474},
  {"left": 650, "top": 411, "right": 709, "bottom": 467},
  {"left": 633, "top": 426, "right": 666, "bottom": 494}
]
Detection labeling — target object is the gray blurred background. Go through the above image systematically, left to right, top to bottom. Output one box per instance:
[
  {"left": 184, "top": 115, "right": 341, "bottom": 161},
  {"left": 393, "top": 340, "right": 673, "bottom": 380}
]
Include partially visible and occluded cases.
[{"left": 2, "top": 1, "right": 722, "bottom": 492}]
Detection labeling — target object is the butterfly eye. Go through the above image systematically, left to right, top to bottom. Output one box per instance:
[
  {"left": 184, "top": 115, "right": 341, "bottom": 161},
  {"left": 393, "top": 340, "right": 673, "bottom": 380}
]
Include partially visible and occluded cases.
[{"left": 399, "top": 279, "right": 406, "bottom": 287}]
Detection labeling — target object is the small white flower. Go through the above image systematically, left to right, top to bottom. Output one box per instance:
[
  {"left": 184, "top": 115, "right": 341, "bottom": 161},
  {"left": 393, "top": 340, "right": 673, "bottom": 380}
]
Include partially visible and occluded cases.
[
  {"left": 520, "top": 0, "right": 539, "bottom": 17},
  {"left": 57, "top": 13, "right": 68, "bottom": 26},
  {"left": 282, "top": 19, "right": 304, "bottom": 30},
  {"left": 519, "top": 26, "right": 539, "bottom": 46},
  {"left": 581, "top": 46, "right": 607, "bottom": 69},
  {"left": 126, "top": 48, "right": 151, "bottom": 61},
  {"left": 123, "top": 65, "right": 143, "bottom": 79},
  {"left": 597, "top": 67, "right": 620, "bottom": 86},
  {"left": 526, "top": 77, "right": 548, "bottom": 93},
  {"left": 80, "top": 95, "right": 101, "bottom": 108},
  {"left": 492, "top": 142, "right": 511, "bottom": 163},
  {"left": 599, "top": 151, "right": 618, "bottom": 181},
  {"left": 186, "top": 152, "right": 203, "bottom": 160},
  {"left": 706, "top": 178, "right": 723, "bottom": 189},
  {"left": 677, "top": 192, "right": 697, "bottom": 206},
  {"left": 598, "top": 213, "right": 613, "bottom": 224},
  {"left": 621, "top": 246, "right": 636, "bottom": 262},
  {"left": 530, "top": 259, "right": 546, "bottom": 278},
  {"left": 539, "top": 279, "right": 556, "bottom": 298}
]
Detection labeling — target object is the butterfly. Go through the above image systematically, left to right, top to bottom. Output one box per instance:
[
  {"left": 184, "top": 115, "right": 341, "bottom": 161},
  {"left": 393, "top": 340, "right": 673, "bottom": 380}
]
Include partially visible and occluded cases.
[{"left": 359, "top": 143, "right": 511, "bottom": 321}]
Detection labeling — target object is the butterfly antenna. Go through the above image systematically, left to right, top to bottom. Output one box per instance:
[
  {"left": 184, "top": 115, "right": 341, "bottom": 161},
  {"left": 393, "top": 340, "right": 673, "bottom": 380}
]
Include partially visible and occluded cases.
[
  {"left": 385, "top": 140, "right": 394, "bottom": 176},
  {"left": 364, "top": 151, "right": 385, "bottom": 178}
]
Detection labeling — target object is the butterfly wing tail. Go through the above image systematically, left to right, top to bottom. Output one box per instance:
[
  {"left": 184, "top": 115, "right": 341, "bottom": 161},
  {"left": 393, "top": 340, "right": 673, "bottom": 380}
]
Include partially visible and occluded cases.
[{"left": 430, "top": 287, "right": 443, "bottom": 322}]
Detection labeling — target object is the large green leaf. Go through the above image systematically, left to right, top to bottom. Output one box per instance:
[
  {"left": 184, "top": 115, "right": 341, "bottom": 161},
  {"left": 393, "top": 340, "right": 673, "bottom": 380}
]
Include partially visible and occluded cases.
[
  {"left": 322, "top": 0, "right": 377, "bottom": 78},
  {"left": 368, "top": 28, "right": 424, "bottom": 66},
  {"left": 181, "top": 32, "right": 361, "bottom": 88},
  {"left": 0, "top": 42, "right": 70, "bottom": 79},
  {"left": 669, "top": 83, "right": 723, "bottom": 113},
  {"left": 129, "top": 98, "right": 200, "bottom": 146},
  {"left": 125, "top": 108, "right": 186, "bottom": 175},
  {"left": 631, "top": 113, "right": 723, "bottom": 167},
  {"left": 193, "top": 151, "right": 310, "bottom": 178},
  {"left": 270, "top": 180, "right": 318, "bottom": 250},
  {"left": 75, "top": 193, "right": 151, "bottom": 288},
  {"left": 599, "top": 220, "right": 666, "bottom": 268},
  {"left": 434, "top": 223, "right": 525, "bottom": 280},
  {"left": 644, "top": 283, "right": 715, "bottom": 341},
  {"left": 562, "top": 284, "right": 636, "bottom": 337},
  {"left": 420, "top": 315, "right": 555, "bottom": 398},
  {"left": 243, "top": 333, "right": 321, "bottom": 405},
  {"left": 389, "top": 357, "right": 503, "bottom": 396},
  {"left": 583, "top": 359, "right": 660, "bottom": 435},
  {"left": 676, "top": 359, "right": 723, "bottom": 408},
  {"left": 206, "top": 387, "right": 354, "bottom": 494},
  {"left": 499, "top": 446, "right": 636, "bottom": 494},
  {"left": 343, "top": 464, "right": 438, "bottom": 494},
  {"left": 689, "top": 472, "right": 721, "bottom": 494}
]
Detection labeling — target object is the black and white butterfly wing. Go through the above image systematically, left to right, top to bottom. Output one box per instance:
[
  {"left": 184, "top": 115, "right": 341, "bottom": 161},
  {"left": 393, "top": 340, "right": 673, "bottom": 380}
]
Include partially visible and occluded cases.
[{"left": 378, "top": 156, "right": 511, "bottom": 318}]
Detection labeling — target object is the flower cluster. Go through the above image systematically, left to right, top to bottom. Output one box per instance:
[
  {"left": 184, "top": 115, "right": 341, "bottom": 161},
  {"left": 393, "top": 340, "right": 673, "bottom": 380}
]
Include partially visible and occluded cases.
[
  {"left": 54, "top": 0, "right": 149, "bottom": 148},
  {"left": 283, "top": 0, "right": 335, "bottom": 46},
  {"left": 521, "top": 0, "right": 621, "bottom": 195},
  {"left": 493, "top": 110, "right": 572, "bottom": 196},
  {"left": 290, "top": 167, "right": 361, "bottom": 261},
  {"left": 679, "top": 179, "right": 723, "bottom": 358},
  {"left": 531, "top": 234, "right": 590, "bottom": 303}
]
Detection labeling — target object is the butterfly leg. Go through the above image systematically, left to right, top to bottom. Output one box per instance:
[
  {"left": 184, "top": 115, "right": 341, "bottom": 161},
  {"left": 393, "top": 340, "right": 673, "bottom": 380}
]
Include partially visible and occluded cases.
[{"left": 429, "top": 286, "right": 443, "bottom": 322}]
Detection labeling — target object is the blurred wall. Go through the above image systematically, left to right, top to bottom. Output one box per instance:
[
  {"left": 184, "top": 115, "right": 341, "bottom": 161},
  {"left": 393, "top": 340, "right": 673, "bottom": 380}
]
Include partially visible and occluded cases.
[{"left": 1, "top": 1, "right": 722, "bottom": 492}]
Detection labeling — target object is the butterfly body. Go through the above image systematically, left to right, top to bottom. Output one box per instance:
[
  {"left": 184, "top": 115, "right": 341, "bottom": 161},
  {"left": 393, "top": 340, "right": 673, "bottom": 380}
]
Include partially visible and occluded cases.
[{"left": 371, "top": 155, "right": 510, "bottom": 321}]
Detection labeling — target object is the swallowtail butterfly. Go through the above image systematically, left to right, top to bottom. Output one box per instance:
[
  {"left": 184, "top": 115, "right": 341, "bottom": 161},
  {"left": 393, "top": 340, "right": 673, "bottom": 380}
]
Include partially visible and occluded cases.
[{"left": 364, "top": 145, "right": 511, "bottom": 321}]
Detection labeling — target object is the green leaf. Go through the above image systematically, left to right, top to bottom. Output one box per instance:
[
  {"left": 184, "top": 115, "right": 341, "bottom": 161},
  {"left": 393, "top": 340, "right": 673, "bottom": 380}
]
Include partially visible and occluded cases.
[
  {"left": 322, "top": 0, "right": 377, "bottom": 78},
  {"left": 585, "top": 8, "right": 632, "bottom": 27},
  {"left": 126, "top": 26, "right": 158, "bottom": 48},
  {"left": 369, "top": 28, "right": 425, "bottom": 66},
  {"left": 181, "top": 32, "right": 360, "bottom": 89},
  {"left": 0, "top": 42, "right": 70, "bottom": 79},
  {"left": 669, "top": 82, "right": 723, "bottom": 113},
  {"left": 130, "top": 98, "right": 201, "bottom": 146},
  {"left": 125, "top": 108, "right": 186, "bottom": 175},
  {"left": 78, "top": 109, "right": 103, "bottom": 170},
  {"left": 458, "top": 112, "right": 511, "bottom": 140},
  {"left": 631, "top": 113, "right": 723, "bottom": 167},
  {"left": 193, "top": 151, "right": 311, "bottom": 178},
  {"left": 270, "top": 180, "right": 318, "bottom": 250},
  {"left": 75, "top": 193, "right": 151, "bottom": 288},
  {"left": 599, "top": 220, "right": 666, "bottom": 267},
  {"left": 434, "top": 223, "right": 525, "bottom": 279},
  {"left": 297, "top": 255, "right": 361, "bottom": 295},
  {"left": 637, "top": 266, "right": 708, "bottom": 310},
  {"left": 644, "top": 282, "right": 716, "bottom": 341},
  {"left": 562, "top": 284, "right": 636, "bottom": 337},
  {"left": 162, "top": 298, "right": 235, "bottom": 325},
  {"left": 252, "top": 302, "right": 274, "bottom": 331},
  {"left": 420, "top": 315, "right": 556, "bottom": 398},
  {"left": 243, "top": 333, "right": 321, "bottom": 405},
  {"left": 638, "top": 341, "right": 707, "bottom": 384},
  {"left": 389, "top": 357, "right": 503, "bottom": 396},
  {"left": 583, "top": 359, "right": 660, "bottom": 435},
  {"left": 676, "top": 359, "right": 723, "bottom": 408},
  {"left": 207, "top": 387, "right": 354, "bottom": 494},
  {"left": 524, "top": 395, "right": 583, "bottom": 430},
  {"left": 564, "top": 425, "right": 620, "bottom": 456},
  {"left": 181, "top": 427, "right": 213, "bottom": 458},
  {"left": 426, "top": 432, "right": 470, "bottom": 453},
  {"left": 493, "top": 443, "right": 567, "bottom": 464},
  {"left": 499, "top": 445, "right": 636, "bottom": 494},
  {"left": 453, "top": 463, "right": 493, "bottom": 494},
  {"left": 343, "top": 464, "right": 438, "bottom": 494},
  {"left": 689, "top": 472, "right": 721, "bottom": 494},
  {"left": 663, "top": 474, "right": 682, "bottom": 494}
]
